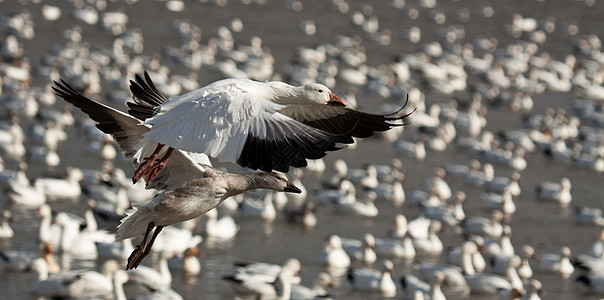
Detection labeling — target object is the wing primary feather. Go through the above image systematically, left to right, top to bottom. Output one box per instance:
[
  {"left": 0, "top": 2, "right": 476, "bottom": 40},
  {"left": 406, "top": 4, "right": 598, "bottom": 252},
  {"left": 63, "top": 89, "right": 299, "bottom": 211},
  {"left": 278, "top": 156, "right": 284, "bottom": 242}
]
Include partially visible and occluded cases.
[
  {"left": 127, "top": 71, "right": 169, "bottom": 120},
  {"left": 52, "top": 79, "right": 147, "bottom": 159},
  {"left": 279, "top": 96, "right": 413, "bottom": 140},
  {"left": 236, "top": 120, "right": 350, "bottom": 172}
]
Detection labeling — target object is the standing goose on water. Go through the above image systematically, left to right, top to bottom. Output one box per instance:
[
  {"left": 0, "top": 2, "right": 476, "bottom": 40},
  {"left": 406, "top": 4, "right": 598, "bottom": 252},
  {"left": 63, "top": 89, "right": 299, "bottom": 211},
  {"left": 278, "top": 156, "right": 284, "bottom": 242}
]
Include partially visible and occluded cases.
[
  {"left": 64, "top": 72, "right": 411, "bottom": 184},
  {"left": 52, "top": 78, "right": 303, "bottom": 270}
]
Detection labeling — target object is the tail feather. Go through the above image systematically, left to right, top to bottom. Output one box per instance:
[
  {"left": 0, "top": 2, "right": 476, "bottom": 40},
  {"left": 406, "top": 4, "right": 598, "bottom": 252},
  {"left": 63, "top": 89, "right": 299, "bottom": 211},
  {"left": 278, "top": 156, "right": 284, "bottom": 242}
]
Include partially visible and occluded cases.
[{"left": 115, "top": 202, "right": 153, "bottom": 241}]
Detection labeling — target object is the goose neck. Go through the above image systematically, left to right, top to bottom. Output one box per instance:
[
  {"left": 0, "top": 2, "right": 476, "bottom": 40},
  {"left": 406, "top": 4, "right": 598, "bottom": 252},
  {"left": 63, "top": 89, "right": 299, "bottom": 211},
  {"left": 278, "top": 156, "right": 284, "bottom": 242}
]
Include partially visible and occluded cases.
[
  {"left": 268, "top": 82, "right": 300, "bottom": 104},
  {"left": 112, "top": 273, "right": 127, "bottom": 300}
]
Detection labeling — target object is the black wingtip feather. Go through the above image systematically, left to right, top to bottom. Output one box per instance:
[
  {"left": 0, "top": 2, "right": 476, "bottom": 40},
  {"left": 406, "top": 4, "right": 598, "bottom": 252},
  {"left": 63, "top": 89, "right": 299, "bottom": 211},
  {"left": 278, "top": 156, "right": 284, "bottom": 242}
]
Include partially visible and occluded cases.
[
  {"left": 128, "top": 71, "right": 169, "bottom": 120},
  {"left": 294, "top": 94, "right": 414, "bottom": 140},
  {"left": 237, "top": 126, "right": 350, "bottom": 173}
]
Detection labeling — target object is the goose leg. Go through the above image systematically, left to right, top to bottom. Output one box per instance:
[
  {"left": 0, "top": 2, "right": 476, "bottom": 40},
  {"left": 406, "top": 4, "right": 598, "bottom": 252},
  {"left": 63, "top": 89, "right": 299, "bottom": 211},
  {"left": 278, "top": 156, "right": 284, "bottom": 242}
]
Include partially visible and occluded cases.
[
  {"left": 133, "top": 144, "right": 165, "bottom": 184},
  {"left": 145, "top": 147, "right": 175, "bottom": 184},
  {"left": 126, "top": 222, "right": 155, "bottom": 269},
  {"left": 127, "top": 224, "right": 164, "bottom": 269}
]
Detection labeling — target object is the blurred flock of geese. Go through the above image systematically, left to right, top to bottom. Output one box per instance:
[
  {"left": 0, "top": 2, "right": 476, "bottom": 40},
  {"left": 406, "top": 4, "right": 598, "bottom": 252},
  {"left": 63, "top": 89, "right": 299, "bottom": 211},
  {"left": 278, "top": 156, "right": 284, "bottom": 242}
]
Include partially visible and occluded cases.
[{"left": 0, "top": 0, "right": 603, "bottom": 299}]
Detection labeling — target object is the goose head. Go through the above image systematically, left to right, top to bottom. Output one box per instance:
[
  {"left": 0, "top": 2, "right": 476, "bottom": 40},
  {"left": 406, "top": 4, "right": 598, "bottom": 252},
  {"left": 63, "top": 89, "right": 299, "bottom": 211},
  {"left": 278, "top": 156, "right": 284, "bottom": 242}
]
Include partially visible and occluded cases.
[
  {"left": 268, "top": 82, "right": 346, "bottom": 106},
  {"left": 303, "top": 83, "right": 346, "bottom": 106},
  {"left": 332, "top": 159, "right": 348, "bottom": 175},
  {"left": 66, "top": 167, "right": 84, "bottom": 182},
  {"left": 256, "top": 172, "right": 301, "bottom": 194},
  {"left": 560, "top": 177, "right": 571, "bottom": 190},
  {"left": 38, "top": 204, "right": 52, "bottom": 218},
  {"left": 2, "top": 210, "right": 13, "bottom": 222},
  {"left": 363, "top": 233, "right": 376, "bottom": 248},
  {"left": 327, "top": 235, "right": 343, "bottom": 250},
  {"left": 41, "top": 243, "right": 54, "bottom": 256},
  {"left": 520, "top": 245, "right": 536, "bottom": 259},
  {"left": 561, "top": 246, "right": 572, "bottom": 258},
  {"left": 184, "top": 247, "right": 201, "bottom": 259},
  {"left": 507, "top": 255, "right": 521, "bottom": 268},
  {"left": 283, "top": 258, "right": 303, "bottom": 274},
  {"left": 382, "top": 259, "right": 395, "bottom": 276},
  {"left": 101, "top": 260, "right": 121, "bottom": 277},
  {"left": 112, "top": 269, "right": 130, "bottom": 286},
  {"left": 430, "top": 270, "right": 447, "bottom": 286},
  {"left": 317, "top": 272, "right": 335, "bottom": 288},
  {"left": 526, "top": 279, "right": 546, "bottom": 297}
]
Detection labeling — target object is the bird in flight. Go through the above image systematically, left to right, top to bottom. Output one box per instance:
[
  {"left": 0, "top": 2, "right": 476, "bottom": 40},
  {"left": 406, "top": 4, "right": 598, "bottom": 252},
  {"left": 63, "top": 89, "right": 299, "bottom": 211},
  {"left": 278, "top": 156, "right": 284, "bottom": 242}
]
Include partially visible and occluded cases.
[{"left": 55, "top": 72, "right": 411, "bottom": 185}]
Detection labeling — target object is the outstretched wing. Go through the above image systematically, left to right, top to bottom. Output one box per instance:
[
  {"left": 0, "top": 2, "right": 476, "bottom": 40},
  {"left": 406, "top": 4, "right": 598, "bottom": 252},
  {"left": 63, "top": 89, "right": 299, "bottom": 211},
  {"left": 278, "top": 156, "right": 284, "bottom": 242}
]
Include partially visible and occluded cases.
[
  {"left": 127, "top": 71, "right": 169, "bottom": 120},
  {"left": 126, "top": 72, "right": 412, "bottom": 173},
  {"left": 142, "top": 79, "right": 350, "bottom": 172},
  {"left": 52, "top": 80, "right": 149, "bottom": 160},
  {"left": 53, "top": 80, "right": 206, "bottom": 190},
  {"left": 278, "top": 97, "right": 413, "bottom": 139}
]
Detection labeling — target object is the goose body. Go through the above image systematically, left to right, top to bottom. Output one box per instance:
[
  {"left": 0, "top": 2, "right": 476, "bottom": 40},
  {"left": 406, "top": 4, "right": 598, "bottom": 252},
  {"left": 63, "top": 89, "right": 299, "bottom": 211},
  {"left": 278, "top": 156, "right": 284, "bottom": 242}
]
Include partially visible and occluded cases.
[
  {"left": 54, "top": 73, "right": 409, "bottom": 185},
  {"left": 395, "top": 138, "right": 426, "bottom": 161},
  {"left": 34, "top": 168, "right": 84, "bottom": 201},
  {"left": 537, "top": 177, "right": 572, "bottom": 204},
  {"left": 6, "top": 180, "right": 46, "bottom": 208},
  {"left": 374, "top": 181, "right": 405, "bottom": 206},
  {"left": 482, "top": 190, "right": 516, "bottom": 215},
  {"left": 240, "top": 191, "right": 278, "bottom": 220},
  {"left": 333, "top": 191, "right": 379, "bottom": 218},
  {"left": 284, "top": 201, "right": 318, "bottom": 228},
  {"left": 204, "top": 207, "right": 239, "bottom": 239},
  {"left": 0, "top": 210, "right": 13, "bottom": 239},
  {"left": 461, "top": 211, "right": 505, "bottom": 239},
  {"left": 53, "top": 212, "right": 115, "bottom": 259},
  {"left": 412, "top": 221, "right": 444, "bottom": 255},
  {"left": 340, "top": 234, "right": 378, "bottom": 264},
  {"left": 375, "top": 234, "right": 416, "bottom": 260},
  {"left": 320, "top": 235, "right": 351, "bottom": 268},
  {"left": 95, "top": 238, "right": 134, "bottom": 263},
  {"left": 447, "top": 241, "right": 487, "bottom": 273},
  {"left": 460, "top": 241, "right": 521, "bottom": 294},
  {"left": 0, "top": 244, "right": 60, "bottom": 273},
  {"left": 539, "top": 246, "right": 575, "bottom": 277},
  {"left": 167, "top": 247, "right": 201, "bottom": 275},
  {"left": 127, "top": 251, "right": 173, "bottom": 289},
  {"left": 29, "top": 258, "right": 116, "bottom": 299},
  {"left": 224, "top": 258, "right": 302, "bottom": 298},
  {"left": 232, "top": 258, "right": 302, "bottom": 284},
  {"left": 348, "top": 260, "right": 397, "bottom": 298},
  {"left": 415, "top": 263, "right": 470, "bottom": 296},
  {"left": 403, "top": 271, "right": 447, "bottom": 300},
  {"left": 290, "top": 272, "right": 333, "bottom": 300},
  {"left": 577, "top": 273, "right": 604, "bottom": 293}
]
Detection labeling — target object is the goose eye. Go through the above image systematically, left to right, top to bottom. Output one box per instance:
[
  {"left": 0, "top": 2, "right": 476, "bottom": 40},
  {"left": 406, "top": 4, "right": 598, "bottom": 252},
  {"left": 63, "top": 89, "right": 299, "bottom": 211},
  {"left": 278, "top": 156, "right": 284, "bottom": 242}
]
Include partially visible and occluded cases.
[{"left": 318, "top": 89, "right": 324, "bottom": 93}]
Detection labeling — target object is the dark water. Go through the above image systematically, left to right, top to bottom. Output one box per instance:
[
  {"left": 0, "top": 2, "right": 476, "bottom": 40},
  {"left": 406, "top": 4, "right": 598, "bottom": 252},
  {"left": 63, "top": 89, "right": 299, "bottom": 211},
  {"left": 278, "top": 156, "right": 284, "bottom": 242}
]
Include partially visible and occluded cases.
[{"left": 0, "top": 0, "right": 603, "bottom": 299}]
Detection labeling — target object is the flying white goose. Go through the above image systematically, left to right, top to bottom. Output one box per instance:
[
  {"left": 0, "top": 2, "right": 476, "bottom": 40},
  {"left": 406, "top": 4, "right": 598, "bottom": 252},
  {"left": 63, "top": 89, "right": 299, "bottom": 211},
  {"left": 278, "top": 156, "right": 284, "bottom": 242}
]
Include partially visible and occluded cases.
[{"left": 55, "top": 72, "right": 411, "bottom": 184}]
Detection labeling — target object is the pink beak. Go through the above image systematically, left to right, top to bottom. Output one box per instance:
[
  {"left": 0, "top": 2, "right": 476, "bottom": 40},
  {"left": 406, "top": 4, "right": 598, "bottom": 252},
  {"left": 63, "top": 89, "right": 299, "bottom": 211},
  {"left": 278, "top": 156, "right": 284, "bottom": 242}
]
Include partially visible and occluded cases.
[{"left": 327, "top": 92, "right": 347, "bottom": 106}]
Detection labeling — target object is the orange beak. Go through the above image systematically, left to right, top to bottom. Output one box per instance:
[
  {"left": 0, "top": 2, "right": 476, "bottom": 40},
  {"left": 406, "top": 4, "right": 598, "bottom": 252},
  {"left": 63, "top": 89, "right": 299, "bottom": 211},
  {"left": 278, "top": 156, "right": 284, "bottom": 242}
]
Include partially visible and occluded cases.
[{"left": 327, "top": 92, "right": 347, "bottom": 106}]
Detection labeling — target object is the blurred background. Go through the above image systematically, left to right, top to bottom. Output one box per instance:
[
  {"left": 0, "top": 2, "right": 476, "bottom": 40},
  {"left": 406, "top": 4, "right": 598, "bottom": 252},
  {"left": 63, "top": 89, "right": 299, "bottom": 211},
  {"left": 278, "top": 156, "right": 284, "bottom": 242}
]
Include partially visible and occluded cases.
[{"left": 0, "top": 0, "right": 603, "bottom": 299}]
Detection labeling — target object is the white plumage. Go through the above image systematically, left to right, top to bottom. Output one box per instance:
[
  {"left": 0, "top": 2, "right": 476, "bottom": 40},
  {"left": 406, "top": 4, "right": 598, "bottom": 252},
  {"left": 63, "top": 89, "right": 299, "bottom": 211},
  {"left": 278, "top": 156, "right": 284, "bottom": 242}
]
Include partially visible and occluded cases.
[{"left": 348, "top": 260, "right": 397, "bottom": 298}]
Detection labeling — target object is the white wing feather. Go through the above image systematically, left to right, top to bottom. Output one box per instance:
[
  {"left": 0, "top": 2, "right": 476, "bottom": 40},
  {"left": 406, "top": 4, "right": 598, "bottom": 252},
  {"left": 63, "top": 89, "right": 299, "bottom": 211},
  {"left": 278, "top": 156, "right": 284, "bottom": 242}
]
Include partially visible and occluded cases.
[{"left": 143, "top": 80, "right": 285, "bottom": 163}]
